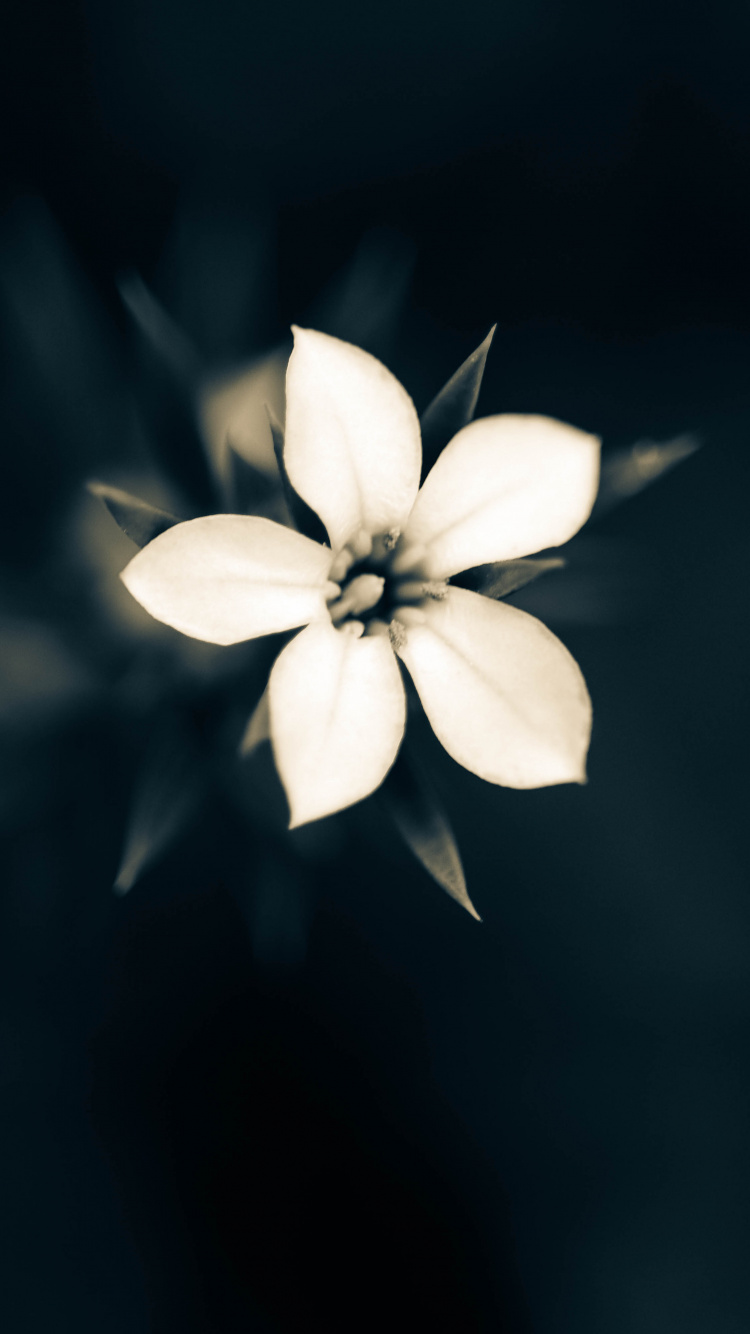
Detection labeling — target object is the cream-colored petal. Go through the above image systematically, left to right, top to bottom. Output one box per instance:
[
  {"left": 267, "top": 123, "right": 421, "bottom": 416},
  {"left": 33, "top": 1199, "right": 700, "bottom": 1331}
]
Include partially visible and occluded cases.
[
  {"left": 284, "top": 327, "right": 422, "bottom": 552},
  {"left": 399, "top": 414, "right": 600, "bottom": 578},
  {"left": 120, "top": 514, "right": 336, "bottom": 645},
  {"left": 395, "top": 587, "right": 591, "bottom": 788},
  {"left": 269, "top": 618, "right": 406, "bottom": 826}
]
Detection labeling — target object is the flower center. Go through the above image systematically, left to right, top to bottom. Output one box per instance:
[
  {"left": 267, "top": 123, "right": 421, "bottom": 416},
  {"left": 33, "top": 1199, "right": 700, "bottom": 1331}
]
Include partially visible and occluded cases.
[{"left": 327, "top": 529, "right": 447, "bottom": 638}]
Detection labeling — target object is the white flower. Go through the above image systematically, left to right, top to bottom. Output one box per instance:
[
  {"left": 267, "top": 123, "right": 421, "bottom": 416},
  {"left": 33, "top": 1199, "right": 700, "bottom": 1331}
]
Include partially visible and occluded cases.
[{"left": 121, "top": 328, "right": 600, "bottom": 827}]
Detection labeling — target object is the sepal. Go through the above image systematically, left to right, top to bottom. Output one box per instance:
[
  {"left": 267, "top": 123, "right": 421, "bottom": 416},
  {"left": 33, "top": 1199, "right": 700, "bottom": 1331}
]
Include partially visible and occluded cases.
[
  {"left": 119, "top": 273, "right": 218, "bottom": 512},
  {"left": 419, "top": 326, "right": 495, "bottom": 476},
  {"left": 266, "top": 405, "right": 329, "bottom": 544},
  {"left": 593, "top": 435, "right": 699, "bottom": 517},
  {"left": 87, "top": 480, "right": 179, "bottom": 548},
  {"left": 457, "top": 556, "right": 566, "bottom": 599},
  {"left": 239, "top": 686, "right": 270, "bottom": 756},
  {"left": 113, "top": 711, "right": 207, "bottom": 894},
  {"left": 380, "top": 735, "right": 480, "bottom": 920}
]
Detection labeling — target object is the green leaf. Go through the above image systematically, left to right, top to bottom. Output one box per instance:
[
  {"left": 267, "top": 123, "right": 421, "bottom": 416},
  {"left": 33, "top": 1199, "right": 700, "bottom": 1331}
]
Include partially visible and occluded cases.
[
  {"left": 119, "top": 272, "right": 218, "bottom": 513},
  {"left": 420, "top": 326, "right": 496, "bottom": 477},
  {"left": 265, "top": 404, "right": 329, "bottom": 545},
  {"left": 593, "top": 434, "right": 700, "bottom": 518},
  {"left": 87, "top": 480, "right": 179, "bottom": 547},
  {"left": 457, "top": 556, "right": 566, "bottom": 599},
  {"left": 113, "top": 711, "right": 207, "bottom": 894},
  {"left": 381, "top": 739, "right": 480, "bottom": 920}
]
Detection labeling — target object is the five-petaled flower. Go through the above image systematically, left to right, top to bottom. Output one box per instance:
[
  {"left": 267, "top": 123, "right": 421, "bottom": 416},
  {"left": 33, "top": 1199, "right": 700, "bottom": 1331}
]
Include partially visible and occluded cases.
[{"left": 121, "top": 329, "right": 600, "bottom": 827}]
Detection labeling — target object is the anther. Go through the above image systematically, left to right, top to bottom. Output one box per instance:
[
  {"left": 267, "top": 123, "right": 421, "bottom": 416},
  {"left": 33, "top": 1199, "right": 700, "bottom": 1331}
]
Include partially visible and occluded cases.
[
  {"left": 382, "top": 527, "right": 400, "bottom": 552},
  {"left": 396, "top": 579, "right": 447, "bottom": 603},
  {"left": 388, "top": 620, "right": 407, "bottom": 652}
]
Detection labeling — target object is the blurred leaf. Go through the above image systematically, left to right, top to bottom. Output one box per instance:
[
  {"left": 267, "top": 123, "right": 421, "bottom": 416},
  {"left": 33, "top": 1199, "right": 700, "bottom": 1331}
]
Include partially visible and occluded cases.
[
  {"left": 158, "top": 198, "right": 272, "bottom": 361},
  {"left": 0, "top": 200, "right": 128, "bottom": 463},
  {"left": 311, "top": 227, "right": 416, "bottom": 357},
  {"left": 119, "top": 273, "right": 218, "bottom": 513},
  {"left": 420, "top": 326, "right": 496, "bottom": 477},
  {"left": 199, "top": 349, "right": 287, "bottom": 477},
  {"left": 266, "top": 405, "right": 329, "bottom": 544},
  {"left": 593, "top": 434, "right": 700, "bottom": 518},
  {"left": 225, "top": 442, "right": 279, "bottom": 514},
  {"left": 87, "top": 480, "right": 179, "bottom": 547},
  {"left": 508, "top": 536, "right": 650, "bottom": 625},
  {"left": 458, "top": 557, "right": 566, "bottom": 599},
  {"left": 0, "top": 618, "right": 96, "bottom": 728},
  {"left": 239, "top": 686, "right": 270, "bottom": 756},
  {"left": 114, "top": 711, "right": 208, "bottom": 894},
  {"left": 381, "top": 739, "right": 480, "bottom": 920},
  {"left": 236, "top": 851, "right": 312, "bottom": 974}
]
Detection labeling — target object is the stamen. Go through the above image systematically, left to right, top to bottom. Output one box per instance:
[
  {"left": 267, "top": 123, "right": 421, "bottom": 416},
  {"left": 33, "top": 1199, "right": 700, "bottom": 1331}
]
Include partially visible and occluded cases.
[
  {"left": 369, "top": 527, "right": 401, "bottom": 565},
  {"left": 350, "top": 529, "right": 373, "bottom": 560},
  {"left": 389, "top": 542, "right": 426, "bottom": 576},
  {"left": 329, "top": 549, "right": 354, "bottom": 583},
  {"left": 395, "top": 579, "right": 447, "bottom": 603},
  {"left": 394, "top": 606, "right": 427, "bottom": 627},
  {"left": 388, "top": 607, "right": 426, "bottom": 652},
  {"left": 365, "top": 618, "right": 390, "bottom": 637},
  {"left": 339, "top": 620, "right": 365, "bottom": 638},
  {"left": 388, "top": 620, "right": 407, "bottom": 652}
]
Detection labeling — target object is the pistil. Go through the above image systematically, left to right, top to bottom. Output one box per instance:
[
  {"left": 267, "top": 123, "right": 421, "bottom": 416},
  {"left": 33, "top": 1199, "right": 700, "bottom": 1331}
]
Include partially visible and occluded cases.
[{"left": 328, "top": 573, "right": 385, "bottom": 624}]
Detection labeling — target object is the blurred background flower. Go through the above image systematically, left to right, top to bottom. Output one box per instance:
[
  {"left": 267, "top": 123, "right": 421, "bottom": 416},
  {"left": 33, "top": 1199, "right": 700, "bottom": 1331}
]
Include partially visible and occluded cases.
[{"left": 2, "top": 0, "right": 750, "bottom": 1330}]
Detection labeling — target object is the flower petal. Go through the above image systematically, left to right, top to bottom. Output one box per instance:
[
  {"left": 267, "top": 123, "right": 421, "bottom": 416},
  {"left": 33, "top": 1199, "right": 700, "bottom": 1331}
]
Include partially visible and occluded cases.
[
  {"left": 284, "top": 327, "right": 422, "bottom": 552},
  {"left": 399, "top": 414, "right": 600, "bottom": 578},
  {"left": 121, "top": 514, "right": 336, "bottom": 645},
  {"left": 395, "top": 587, "right": 591, "bottom": 788},
  {"left": 269, "top": 619, "right": 406, "bottom": 826}
]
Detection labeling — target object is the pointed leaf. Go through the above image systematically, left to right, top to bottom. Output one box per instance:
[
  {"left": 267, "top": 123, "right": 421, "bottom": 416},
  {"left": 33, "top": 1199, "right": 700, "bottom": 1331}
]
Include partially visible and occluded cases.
[
  {"left": 119, "top": 272, "right": 218, "bottom": 512},
  {"left": 419, "top": 326, "right": 496, "bottom": 476},
  {"left": 266, "top": 404, "right": 329, "bottom": 544},
  {"left": 593, "top": 434, "right": 700, "bottom": 517},
  {"left": 87, "top": 480, "right": 179, "bottom": 548},
  {"left": 457, "top": 557, "right": 566, "bottom": 599},
  {"left": 239, "top": 686, "right": 270, "bottom": 755},
  {"left": 114, "top": 712, "right": 207, "bottom": 894},
  {"left": 380, "top": 737, "right": 480, "bottom": 919}
]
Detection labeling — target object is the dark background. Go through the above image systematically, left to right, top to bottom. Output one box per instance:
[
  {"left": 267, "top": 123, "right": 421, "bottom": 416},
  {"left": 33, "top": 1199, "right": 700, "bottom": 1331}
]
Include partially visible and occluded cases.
[{"left": 2, "top": 1, "right": 750, "bottom": 1330}]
